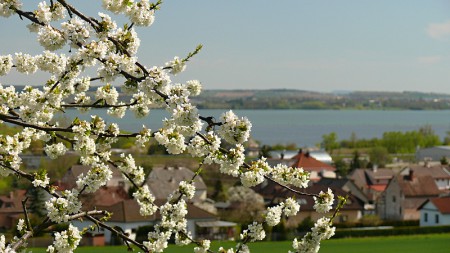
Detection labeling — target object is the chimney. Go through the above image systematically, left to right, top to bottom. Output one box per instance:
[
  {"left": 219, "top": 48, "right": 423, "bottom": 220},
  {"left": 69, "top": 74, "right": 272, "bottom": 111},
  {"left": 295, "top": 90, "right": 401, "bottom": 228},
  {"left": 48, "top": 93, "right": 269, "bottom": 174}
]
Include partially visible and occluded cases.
[
  {"left": 372, "top": 164, "right": 378, "bottom": 173},
  {"left": 408, "top": 170, "right": 414, "bottom": 181}
]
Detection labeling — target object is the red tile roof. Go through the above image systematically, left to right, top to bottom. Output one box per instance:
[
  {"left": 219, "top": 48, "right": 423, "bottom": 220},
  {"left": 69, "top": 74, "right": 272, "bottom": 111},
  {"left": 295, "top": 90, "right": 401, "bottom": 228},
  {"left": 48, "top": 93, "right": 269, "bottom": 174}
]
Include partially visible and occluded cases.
[
  {"left": 290, "top": 151, "right": 336, "bottom": 172},
  {"left": 431, "top": 196, "right": 450, "bottom": 214}
]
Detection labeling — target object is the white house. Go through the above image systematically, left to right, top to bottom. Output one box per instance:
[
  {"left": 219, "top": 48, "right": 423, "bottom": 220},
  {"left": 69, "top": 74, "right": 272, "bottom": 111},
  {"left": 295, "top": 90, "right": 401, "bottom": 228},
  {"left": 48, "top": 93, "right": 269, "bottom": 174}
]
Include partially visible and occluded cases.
[{"left": 418, "top": 196, "right": 450, "bottom": 226}]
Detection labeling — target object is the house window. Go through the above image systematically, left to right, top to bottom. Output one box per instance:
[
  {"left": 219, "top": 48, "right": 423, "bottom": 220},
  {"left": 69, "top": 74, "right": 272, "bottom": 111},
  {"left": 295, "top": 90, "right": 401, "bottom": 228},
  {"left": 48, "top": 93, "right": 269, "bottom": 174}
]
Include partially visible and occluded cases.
[
  {"left": 392, "top": 196, "right": 396, "bottom": 203},
  {"left": 424, "top": 213, "right": 428, "bottom": 222},
  {"left": 435, "top": 214, "right": 439, "bottom": 224},
  {"left": 339, "top": 215, "right": 348, "bottom": 222}
]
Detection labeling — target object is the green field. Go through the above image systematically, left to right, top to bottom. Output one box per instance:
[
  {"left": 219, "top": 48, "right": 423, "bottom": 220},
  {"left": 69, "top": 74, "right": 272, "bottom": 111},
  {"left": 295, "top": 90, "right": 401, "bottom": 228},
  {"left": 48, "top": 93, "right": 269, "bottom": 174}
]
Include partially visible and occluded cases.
[{"left": 28, "top": 233, "right": 450, "bottom": 252}]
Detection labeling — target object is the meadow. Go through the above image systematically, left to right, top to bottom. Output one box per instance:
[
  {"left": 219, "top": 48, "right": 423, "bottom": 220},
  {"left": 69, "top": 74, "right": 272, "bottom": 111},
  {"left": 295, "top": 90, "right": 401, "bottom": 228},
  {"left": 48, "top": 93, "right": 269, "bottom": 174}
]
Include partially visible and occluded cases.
[{"left": 28, "top": 233, "right": 450, "bottom": 252}]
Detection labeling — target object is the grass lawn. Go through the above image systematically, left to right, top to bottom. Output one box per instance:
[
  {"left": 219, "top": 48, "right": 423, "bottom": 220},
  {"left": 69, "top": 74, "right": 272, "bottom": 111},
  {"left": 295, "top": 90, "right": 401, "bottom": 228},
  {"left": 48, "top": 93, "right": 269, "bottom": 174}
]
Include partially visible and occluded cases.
[{"left": 28, "top": 233, "right": 450, "bottom": 252}]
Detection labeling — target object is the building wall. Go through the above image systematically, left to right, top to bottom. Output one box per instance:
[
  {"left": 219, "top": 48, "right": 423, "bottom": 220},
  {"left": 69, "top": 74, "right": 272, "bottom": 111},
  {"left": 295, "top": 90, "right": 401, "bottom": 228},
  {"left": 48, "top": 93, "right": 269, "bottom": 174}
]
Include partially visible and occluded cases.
[
  {"left": 381, "top": 177, "right": 402, "bottom": 220},
  {"left": 420, "top": 202, "right": 450, "bottom": 226},
  {"left": 73, "top": 220, "right": 150, "bottom": 244}
]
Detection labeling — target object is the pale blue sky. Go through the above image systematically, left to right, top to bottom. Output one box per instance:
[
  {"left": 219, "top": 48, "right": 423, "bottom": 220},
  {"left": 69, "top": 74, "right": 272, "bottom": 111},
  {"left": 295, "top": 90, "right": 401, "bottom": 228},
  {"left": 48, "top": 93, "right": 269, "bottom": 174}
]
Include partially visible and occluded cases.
[{"left": 2, "top": 1, "right": 450, "bottom": 93}]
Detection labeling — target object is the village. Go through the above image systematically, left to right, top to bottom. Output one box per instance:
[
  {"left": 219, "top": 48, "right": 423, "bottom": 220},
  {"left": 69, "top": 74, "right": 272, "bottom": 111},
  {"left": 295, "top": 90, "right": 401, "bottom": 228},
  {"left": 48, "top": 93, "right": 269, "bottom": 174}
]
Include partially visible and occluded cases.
[{"left": 1, "top": 142, "right": 449, "bottom": 247}]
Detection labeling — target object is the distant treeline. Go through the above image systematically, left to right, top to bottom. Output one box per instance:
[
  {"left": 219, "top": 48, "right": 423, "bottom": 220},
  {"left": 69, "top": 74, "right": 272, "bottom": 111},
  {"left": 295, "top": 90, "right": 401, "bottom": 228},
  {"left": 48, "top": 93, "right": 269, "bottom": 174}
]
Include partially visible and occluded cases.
[
  {"left": 194, "top": 89, "right": 450, "bottom": 110},
  {"left": 322, "top": 125, "right": 444, "bottom": 154}
]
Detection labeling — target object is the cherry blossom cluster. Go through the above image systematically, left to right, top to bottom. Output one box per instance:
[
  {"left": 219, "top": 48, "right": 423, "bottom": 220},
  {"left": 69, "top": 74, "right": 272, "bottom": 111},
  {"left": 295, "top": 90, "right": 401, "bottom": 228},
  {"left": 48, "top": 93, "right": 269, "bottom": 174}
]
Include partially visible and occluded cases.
[
  {"left": 0, "top": 0, "right": 342, "bottom": 252},
  {"left": 290, "top": 217, "right": 335, "bottom": 253},
  {"left": 46, "top": 224, "right": 82, "bottom": 253}
]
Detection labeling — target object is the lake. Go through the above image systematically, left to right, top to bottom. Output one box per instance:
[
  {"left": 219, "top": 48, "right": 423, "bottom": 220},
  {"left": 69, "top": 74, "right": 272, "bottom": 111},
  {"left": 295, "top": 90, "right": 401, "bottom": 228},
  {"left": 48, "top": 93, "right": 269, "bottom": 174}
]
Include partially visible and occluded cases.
[{"left": 61, "top": 109, "right": 450, "bottom": 147}]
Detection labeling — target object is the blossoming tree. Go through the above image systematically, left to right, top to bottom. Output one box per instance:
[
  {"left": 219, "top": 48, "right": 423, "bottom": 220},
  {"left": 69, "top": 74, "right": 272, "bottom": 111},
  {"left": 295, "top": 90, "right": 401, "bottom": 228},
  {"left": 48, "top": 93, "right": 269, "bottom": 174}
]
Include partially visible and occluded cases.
[{"left": 0, "top": 1, "right": 342, "bottom": 252}]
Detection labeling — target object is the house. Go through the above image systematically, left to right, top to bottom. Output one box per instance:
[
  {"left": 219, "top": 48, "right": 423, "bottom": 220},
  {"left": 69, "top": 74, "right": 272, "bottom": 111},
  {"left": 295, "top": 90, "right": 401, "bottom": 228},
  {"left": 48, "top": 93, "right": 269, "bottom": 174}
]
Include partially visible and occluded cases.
[
  {"left": 416, "top": 146, "right": 450, "bottom": 162},
  {"left": 269, "top": 149, "right": 333, "bottom": 164},
  {"left": 290, "top": 149, "right": 336, "bottom": 182},
  {"left": 60, "top": 164, "right": 129, "bottom": 190},
  {"left": 400, "top": 165, "right": 450, "bottom": 191},
  {"left": 146, "top": 166, "right": 208, "bottom": 202},
  {"left": 348, "top": 167, "right": 395, "bottom": 203},
  {"left": 377, "top": 171, "right": 441, "bottom": 220},
  {"left": 316, "top": 178, "right": 373, "bottom": 214},
  {"left": 253, "top": 181, "right": 364, "bottom": 227},
  {"left": 0, "top": 190, "right": 26, "bottom": 230},
  {"left": 418, "top": 196, "right": 450, "bottom": 226},
  {"left": 73, "top": 199, "right": 228, "bottom": 244}
]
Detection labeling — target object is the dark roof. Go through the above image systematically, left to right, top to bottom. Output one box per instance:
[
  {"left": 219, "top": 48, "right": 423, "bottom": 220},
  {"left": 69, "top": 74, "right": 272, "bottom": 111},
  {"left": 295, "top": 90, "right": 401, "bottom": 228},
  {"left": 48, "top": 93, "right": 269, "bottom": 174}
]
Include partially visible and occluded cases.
[
  {"left": 290, "top": 151, "right": 336, "bottom": 172},
  {"left": 60, "top": 164, "right": 123, "bottom": 190},
  {"left": 403, "top": 165, "right": 450, "bottom": 180},
  {"left": 146, "top": 166, "right": 207, "bottom": 201},
  {"left": 348, "top": 168, "right": 395, "bottom": 189},
  {"left": 397, "top": 174, "right": 441, "bottom": 197},
  {"left": 317, "top": 178, "right": 369, "bottom": 204},
  {"left": 253, "top": 181, "right": 363, "bottom": 211},
  {"left": 82, "top": 186, "right": 129, "bottom": 209}
]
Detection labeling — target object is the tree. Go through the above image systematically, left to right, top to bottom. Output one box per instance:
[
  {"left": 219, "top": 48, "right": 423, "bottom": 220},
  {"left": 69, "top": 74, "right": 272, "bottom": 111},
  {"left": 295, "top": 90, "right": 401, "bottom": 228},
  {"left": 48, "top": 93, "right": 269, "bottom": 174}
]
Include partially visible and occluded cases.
[
  {"left": 0, "top": 1, "right": 341, "bottom": 252},
  {"left": 321, "top": 132, "right": 339, "bottom": 154},
  {"left": 368, "top": 146, "right": 390, "bottom": 167}
]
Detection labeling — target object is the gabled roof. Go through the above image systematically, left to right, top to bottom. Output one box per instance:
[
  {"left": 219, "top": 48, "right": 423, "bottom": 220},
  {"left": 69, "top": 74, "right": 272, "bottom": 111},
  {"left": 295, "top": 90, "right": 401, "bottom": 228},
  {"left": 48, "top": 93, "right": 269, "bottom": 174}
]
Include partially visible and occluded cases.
[
  {"left": 290, "top": 151, "right": 336, "bottom": 172},
  {"left": 60, "top": 164, "right": 123, "bottom": 190},
  {"left": 402, "top": 165, "right": 450, "bottom": 180},
  {"left": 146, "top": 166, "right": 207, "bottom": 201},
  {"left": 348, "top": 168, "right": 395, "bottom": 189},
  {"left": 397, "top": 174, "right": 441, "bottom": 197},
  {"left": 317, "top": 178, "right": 369, "bottom": 204},
  {"left": 253, "top": 181, "right": 363, "bottom": 211},
  {"left": 82, "top": 186, "right": 129, "bottom": 209},
  {"left": 418, "top": 196, "right": 450, "bottom": 214},
  {"left": 430, "top": 196, "right": 450, "bottom": 214}
]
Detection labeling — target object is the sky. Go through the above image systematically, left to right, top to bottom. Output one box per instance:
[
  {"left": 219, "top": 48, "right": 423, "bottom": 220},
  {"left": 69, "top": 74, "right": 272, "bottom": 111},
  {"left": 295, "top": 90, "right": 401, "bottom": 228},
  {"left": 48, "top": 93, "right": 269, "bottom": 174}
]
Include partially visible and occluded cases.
[{"left": 2, "top": 1, "right": 450, "bottom": 93}]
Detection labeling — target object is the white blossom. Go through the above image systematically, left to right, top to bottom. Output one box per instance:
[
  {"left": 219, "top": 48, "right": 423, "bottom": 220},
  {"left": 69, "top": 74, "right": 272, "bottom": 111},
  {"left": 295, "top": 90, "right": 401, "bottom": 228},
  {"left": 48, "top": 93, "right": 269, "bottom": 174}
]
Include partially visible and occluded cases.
[
  {"left": 0, "top": 0, "right": 21, "bottom": 17},
  {"left": 127, "top": 0, "right": 155, "bottom": 27},
  {"left": 35, "top": 1, "right": 52, "bottom": 24},
  {"left": 61, "top": 17, "right": 90, "bottom": 48},
  {"left": 37, "top": 25, "right": 66, "bottom": 51},
  {"left": 36, "top": 51, "right": 67, "bottom": 74},
  {"left": 14, "top": 53, "right": 38, "bottom": 74},
  {"left": 0, "top": 55, "right": 13, "bottom": 76},
  {"left": 165, "top": 56, "right": 186, "bottom": 75},
  {"left": 186, "top": 80, "right": 202, "bottom": 96},
  {"left": 96, "top": 84, "right": 119, "bottom": 105},
  {"left": 218, "top": 110, "right": 252, "bottom": 144},
  {"left": 154, "top": 127, "right": 186, "bottom": 154},
  {"left": 45, "top": 143, "right": 68, "bottom": 159},
  {"left": 240, "top": 157, "right": 271, "bottom": 187},
  {"left": 76, "top": 162, "right": 112, "bottom": 193},
  {"left": 271, "top": 164, "right": 310, "bottom": 188},
  {"left": 32, "top": 171, "right": 50, "bottom": 188},
  {"left": 133, "top": 185, "right": 158, "bottom": 216},
  {"left": 313, "top": 188, "right": 334, "bottom": 213},
  {"left": 45, "top": 190, "right": 82, "bottom": 223},
  {"left": 284, "top": 197, "right": 301, "bottom": 217},
  {"left": 265, "top": 204, "right": 284, "bottom": 227},
  {"left": 240, "top": 222, "right": 265, "bottom": 242},
  {"left": 48, "top": 224, "right": 82, "bottom": 253},
  {"left": 0, "top": 234, "right": 14, "bottom": 253},
  {"left": 194, "top": 239, "right": 210, "bottom": 253}
]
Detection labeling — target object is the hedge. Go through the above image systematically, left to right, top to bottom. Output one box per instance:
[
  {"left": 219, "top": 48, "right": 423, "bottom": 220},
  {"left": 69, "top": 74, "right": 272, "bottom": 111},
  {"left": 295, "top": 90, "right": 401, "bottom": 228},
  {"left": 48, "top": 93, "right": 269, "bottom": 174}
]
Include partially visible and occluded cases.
[{"left": 334, "top": 225, "right": 450, "bottom": 238}]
